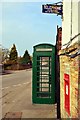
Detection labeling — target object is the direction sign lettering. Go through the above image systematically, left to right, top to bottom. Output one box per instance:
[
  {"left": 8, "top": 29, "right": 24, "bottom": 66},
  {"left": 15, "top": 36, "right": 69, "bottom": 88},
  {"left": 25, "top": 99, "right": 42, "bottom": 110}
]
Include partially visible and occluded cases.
[{"left": 42, "top": 4, "right": 62, "bottom": 15}]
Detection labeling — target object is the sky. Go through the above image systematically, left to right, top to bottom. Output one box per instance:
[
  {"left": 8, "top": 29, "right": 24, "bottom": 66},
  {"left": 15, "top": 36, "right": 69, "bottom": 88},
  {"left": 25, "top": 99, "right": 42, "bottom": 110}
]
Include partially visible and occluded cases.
[{"left": 0, "top": 1, "right": 62, "bottom": 56}]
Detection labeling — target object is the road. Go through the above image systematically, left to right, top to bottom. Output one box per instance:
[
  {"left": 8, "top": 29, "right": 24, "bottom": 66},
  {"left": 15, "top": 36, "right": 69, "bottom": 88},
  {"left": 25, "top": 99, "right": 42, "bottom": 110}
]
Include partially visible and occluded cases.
[
  {"left": 1, "top": 69, "right": 57, "bottom": 119},
  {"left": 2, "top": 69, "right": 31, "bottom": 88}
]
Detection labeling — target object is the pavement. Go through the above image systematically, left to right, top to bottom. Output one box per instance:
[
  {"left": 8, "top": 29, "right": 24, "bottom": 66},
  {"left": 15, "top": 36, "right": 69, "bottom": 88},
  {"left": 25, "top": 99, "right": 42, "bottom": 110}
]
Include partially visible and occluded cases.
[{"left": 1, "top": 69, "right": 57, "bottom": 119}]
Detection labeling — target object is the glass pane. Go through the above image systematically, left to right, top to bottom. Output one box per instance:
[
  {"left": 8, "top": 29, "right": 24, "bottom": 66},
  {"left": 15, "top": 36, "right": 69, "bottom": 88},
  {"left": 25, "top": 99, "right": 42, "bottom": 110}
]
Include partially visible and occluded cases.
[{"left": 36, "top": 56, "right": 52, "bottom": 98}]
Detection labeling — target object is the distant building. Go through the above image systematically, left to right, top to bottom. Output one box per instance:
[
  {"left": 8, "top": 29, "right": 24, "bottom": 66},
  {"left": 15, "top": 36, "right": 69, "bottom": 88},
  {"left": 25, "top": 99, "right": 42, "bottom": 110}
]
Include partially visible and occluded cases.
[{"left": 56, "top": 25, "right": 62, "bottom": 54}]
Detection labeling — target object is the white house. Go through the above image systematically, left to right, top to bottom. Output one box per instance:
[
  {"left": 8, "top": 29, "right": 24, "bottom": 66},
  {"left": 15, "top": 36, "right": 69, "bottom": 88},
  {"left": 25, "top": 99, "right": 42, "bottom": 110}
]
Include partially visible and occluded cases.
[{"left": 60, "top": 0, "right": 80, "bottom": 118}]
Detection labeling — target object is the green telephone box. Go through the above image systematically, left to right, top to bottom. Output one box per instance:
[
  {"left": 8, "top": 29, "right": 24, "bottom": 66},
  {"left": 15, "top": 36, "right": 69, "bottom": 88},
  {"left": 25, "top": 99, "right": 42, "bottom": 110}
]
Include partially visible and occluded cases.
[{"left": 32, "top": 44, "right": 55, "bottom": 104}]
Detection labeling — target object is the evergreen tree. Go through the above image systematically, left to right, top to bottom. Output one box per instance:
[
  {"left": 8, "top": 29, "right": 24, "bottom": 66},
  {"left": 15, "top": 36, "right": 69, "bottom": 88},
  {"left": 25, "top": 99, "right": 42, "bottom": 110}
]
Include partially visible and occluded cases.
[
  {"left": 9, "top": 44, "right": 18, "bottom": 63},
  {"left": 20, "top": 50, "right": 31, "bottom": 64}
]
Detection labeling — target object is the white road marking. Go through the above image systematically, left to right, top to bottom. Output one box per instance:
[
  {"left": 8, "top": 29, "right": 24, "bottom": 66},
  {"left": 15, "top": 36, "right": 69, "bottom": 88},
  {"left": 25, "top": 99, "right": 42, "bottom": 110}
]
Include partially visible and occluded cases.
[
  {"left": 1, "top": 82, "right": 30, "bottom": 90},
  {"left": 23, "top": 82, "right": 28, "bottom": 85},
  {"left": 23, "top": 82, "right": 30, "bottom": 85},
  {"left": 13, "top": 84, "right": 22, "bottom": 87},
  {"left": 12, "top": 85, "right": 17, "bottom": 87},
  {"left": 2, "top": 87, "right": 10, "bottom": 90},
  {"left": 12, "top": 100, "right": 15, "bottom": 103},
  {"left": 2, "top": 103, "right": 6, "bottom": 107}
]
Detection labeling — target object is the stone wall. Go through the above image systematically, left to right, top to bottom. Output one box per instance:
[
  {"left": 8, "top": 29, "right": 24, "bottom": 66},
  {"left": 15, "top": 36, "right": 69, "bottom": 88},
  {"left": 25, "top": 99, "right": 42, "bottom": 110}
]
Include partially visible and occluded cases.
[{"left": 60, "top": 42, "right": 80, "bottom": 118}]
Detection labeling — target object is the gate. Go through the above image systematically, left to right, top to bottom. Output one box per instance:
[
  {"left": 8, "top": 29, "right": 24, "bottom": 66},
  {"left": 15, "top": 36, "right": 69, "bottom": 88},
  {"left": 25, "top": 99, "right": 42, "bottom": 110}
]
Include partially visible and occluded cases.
[{"left": 32, "top": 44, "right": 55, "bottom": 104}]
